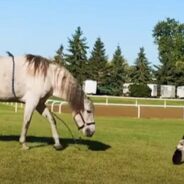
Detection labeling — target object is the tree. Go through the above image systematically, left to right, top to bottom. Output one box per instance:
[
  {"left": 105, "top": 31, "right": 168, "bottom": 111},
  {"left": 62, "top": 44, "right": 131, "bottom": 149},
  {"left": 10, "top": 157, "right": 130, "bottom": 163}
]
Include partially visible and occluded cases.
[
  {"left": 153, "top": 18, "right": 184, "bottom": 86},
  {"left": 65, "top": 27, "right": 88, "bottom": 84},
  {"left": 88, "top": 37, "right": 108, "bottom": 94},
  {"left": 54, "top": 45, "right": 65, "bottom": 66},
  {"left": 108, "top": 45, "right": 128, "bottom": 95},
  {"left": 131, "top": 47, "right": 152, "bottom": 84}
]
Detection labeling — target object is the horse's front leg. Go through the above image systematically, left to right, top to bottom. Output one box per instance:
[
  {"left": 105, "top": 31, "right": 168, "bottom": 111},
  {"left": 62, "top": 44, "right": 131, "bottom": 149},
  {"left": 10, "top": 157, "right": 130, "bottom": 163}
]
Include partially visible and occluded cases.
[
  {"left": 19, "top": 100, "right": 38, "bottom": 150},
  {"left": 36, "top": 103, "right": 63, "bottom": 150}
]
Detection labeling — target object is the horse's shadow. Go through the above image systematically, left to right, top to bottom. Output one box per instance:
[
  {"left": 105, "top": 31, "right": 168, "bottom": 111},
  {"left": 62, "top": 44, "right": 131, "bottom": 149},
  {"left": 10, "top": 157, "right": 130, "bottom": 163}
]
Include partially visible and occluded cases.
[{"left": 0, "top": 135, "right": 111, "bottom": 151}]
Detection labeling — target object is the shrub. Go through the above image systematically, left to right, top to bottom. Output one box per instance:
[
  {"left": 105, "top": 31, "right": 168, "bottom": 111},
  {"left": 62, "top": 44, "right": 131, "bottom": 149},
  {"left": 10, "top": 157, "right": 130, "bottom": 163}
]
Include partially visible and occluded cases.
[{"left": 129, "top": 84, "right": 151, "bottom": 97}]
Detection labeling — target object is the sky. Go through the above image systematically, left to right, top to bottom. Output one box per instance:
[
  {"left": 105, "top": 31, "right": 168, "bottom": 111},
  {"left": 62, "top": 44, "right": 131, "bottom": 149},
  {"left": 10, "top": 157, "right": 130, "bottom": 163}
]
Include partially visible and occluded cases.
[{"left": 0, "top": 0, "right": 184, "bottom": 66}]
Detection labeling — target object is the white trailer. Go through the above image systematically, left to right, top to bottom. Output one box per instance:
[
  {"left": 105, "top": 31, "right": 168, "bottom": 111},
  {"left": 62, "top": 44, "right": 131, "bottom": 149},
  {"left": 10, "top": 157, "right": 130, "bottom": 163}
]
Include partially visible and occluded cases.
[
  {"left": 83, "top": 80, "right": 97, "bottom": 94},
  {"left": 123, "top": 83, "right": 132, "bottom": 96},
  {"left": 147, "top": 84, "right": 157, "bottom": 97},
  {"left": 160, "top": 85, "right": 175, "bottom": 98},
  {"left": 177, "top": 86, "right": 184, "bottom": 98}
]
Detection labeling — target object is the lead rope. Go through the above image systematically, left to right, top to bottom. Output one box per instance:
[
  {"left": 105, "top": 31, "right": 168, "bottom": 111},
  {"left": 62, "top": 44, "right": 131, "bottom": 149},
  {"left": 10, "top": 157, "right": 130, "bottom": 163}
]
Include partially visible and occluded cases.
[
  {"left": 6, "top": 51, "right": 17, "bottom": 98},
  {"left": 52, "top": 112, "right": 81, "bottom": 150}
]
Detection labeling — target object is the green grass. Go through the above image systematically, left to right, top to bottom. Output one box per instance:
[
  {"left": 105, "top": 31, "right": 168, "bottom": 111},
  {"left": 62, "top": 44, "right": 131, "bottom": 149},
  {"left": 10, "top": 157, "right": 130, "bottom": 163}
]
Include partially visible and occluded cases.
[{"left": 0, "top": 104, "right": 184, "bottom": 183}]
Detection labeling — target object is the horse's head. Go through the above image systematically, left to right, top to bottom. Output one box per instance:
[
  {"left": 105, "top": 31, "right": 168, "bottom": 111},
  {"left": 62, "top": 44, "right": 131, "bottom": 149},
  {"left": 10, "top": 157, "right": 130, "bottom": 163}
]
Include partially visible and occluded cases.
[
  {"left": 73, "top": 97, "right": 95, "bottom": 137},
  {"left": 172, "top": 137, "right": 184, "bottom": 164}
]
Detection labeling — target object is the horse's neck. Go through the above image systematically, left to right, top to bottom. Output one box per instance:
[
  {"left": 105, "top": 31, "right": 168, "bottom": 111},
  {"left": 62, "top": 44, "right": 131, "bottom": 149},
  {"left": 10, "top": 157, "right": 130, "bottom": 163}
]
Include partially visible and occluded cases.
[
  {"left": 51, "top": 64, "right": 84, "bottom": 111},
  {"left": 51, "top": 64, "right": 75, "bottom": 99}
]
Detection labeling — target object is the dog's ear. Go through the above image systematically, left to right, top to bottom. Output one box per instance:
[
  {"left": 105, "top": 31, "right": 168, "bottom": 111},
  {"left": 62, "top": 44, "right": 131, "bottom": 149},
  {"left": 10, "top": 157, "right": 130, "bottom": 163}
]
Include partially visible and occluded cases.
[{"left": 182, "top": 135, "right": 184, "bottom": 139}]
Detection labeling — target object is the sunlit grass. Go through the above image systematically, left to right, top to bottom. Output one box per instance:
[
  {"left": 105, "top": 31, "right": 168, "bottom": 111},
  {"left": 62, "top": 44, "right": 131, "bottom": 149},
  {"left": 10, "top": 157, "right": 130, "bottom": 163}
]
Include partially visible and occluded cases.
[{"left": 0, "top": 104, "right": 184, "bottom": 183}]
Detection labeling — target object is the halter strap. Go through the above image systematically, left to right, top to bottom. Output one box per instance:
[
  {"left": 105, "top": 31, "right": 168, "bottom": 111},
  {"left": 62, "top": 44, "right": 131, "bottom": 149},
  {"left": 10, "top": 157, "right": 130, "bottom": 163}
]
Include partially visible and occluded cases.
[
  {"left": 7, "top": 51, "right": 17, "bottom": 98},
  {"left": 73, "top": 112, "right": 95, "bottom": 130}
]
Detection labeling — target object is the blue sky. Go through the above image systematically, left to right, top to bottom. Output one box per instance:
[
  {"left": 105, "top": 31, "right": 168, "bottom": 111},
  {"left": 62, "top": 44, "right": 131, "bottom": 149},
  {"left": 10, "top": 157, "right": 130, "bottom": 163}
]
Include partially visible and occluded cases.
[{"left": 0, "top": 0, "right": 184, "bottom": 66}]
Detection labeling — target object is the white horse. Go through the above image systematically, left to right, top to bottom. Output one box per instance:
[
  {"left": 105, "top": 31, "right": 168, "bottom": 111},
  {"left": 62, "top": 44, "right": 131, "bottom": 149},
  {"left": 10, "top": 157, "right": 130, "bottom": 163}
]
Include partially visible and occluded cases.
[{"left": 0, "top": 53, "right": 95, "bottom": 150}]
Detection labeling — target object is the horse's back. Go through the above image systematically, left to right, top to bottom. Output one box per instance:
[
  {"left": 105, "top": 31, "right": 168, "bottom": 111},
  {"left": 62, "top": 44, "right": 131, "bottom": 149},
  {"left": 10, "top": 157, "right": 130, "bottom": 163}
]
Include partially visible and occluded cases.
[
  {"left": 0, "top": 55, "right": 53, "bottom": 102},
  {"left": 0, "top": 56, "right": 27, "bottom": 100},
  {"left": 0, "top": 56, "right": 26, "bottom": 81}
]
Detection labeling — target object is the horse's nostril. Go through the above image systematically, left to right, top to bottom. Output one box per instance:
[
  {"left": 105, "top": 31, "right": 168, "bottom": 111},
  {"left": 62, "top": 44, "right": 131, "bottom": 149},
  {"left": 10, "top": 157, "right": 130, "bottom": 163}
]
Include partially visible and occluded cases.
[
  {"left": 86, "top": 128, "right": 92, "bottom": 137},
  {"left": 86, "top": 128, "right": 90, "bottom": 134}
]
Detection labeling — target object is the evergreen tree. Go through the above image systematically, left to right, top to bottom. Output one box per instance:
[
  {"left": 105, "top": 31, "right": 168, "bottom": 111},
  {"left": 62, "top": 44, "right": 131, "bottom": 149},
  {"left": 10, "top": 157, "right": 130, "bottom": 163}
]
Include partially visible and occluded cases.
[
  {"left": 65, "top": 27, "right": 88, "bottom": 84},
  {"left": 88, "top": 37, "right": 107, "bottom": 80},
  {"left": 88, "top": 38, "right": 108, "bottom": 94},
  {"left": 54, "top": 45, "right": 65, "bottom": 66},
  {"left": 109, "top": 45, "right": 128, "bottom": 95},
  {"left": 131, "top": 47, "right": 152, "bottom": 84}
]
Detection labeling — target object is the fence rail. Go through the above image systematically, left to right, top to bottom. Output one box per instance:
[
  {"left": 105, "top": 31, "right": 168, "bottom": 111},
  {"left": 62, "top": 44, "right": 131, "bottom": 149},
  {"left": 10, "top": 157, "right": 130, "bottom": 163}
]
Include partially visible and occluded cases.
[{"left": 2, "top": 96, "right": 184, "bottom": 119}]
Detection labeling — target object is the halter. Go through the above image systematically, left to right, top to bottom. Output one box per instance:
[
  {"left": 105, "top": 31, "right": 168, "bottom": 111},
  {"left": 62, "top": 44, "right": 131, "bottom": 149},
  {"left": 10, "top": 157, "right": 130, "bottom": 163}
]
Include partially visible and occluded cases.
[{"left": 73, "top": 112, "right": 95, "bottom": 130}]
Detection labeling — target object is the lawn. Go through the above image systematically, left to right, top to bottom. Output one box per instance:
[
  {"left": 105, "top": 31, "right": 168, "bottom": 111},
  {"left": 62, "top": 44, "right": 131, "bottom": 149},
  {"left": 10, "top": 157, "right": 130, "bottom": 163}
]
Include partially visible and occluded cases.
[{"left": 0, "top": 104, "right": 184, "bottom": 184}]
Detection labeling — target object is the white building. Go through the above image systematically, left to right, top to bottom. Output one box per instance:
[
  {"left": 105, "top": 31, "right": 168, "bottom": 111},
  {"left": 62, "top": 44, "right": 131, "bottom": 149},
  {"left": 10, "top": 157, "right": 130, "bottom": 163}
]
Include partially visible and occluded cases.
[{"left": 83, "top": 80, "right": 97, "bottom": 94}]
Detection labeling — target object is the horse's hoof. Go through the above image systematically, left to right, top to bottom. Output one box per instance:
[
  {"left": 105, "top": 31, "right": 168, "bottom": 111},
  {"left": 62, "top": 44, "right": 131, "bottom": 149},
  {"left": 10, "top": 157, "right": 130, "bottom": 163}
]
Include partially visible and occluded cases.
[
  {"left": 22, "top": 144, "right": 30, "bottom": 150},
  {"left": 53, "top": 144, "right": 63, "bottom": 150}
]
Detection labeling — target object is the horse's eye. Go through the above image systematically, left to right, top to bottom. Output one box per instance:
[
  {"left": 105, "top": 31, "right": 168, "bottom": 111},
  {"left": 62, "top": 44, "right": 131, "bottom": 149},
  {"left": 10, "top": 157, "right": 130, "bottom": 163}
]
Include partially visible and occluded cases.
[{"left": 87, "top": 110, "right": 91, "bottom": 113}]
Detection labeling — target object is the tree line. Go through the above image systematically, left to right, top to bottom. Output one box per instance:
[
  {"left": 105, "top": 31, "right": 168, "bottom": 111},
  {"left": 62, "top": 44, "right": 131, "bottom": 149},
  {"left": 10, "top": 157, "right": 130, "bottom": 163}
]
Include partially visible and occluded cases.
[{"left": 53, "top": 18, "right": 184, "bottom": 96}]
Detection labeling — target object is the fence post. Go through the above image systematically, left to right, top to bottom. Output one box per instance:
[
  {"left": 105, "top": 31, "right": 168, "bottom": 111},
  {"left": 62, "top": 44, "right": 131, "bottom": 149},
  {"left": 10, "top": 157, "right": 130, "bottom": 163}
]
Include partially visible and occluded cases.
[
  {"left": 106, "top": 96, "right": 108, "bottom": 105},
  {"left": 135, "top": 99, "right": 138, "bottom": 106},
  {"left": 164, "top": 100, "right": 167, "bottom": 108},
  {"left": 51, "top": 101, "right": 56, "bottom": 112},
  {"left": 59, "top": 102, "right": 62, "bottom": 114},
  {"left": 15, "top": 103, "right": 18, "bottom": 113},
  {"left": 20, "top": 103, "right": 23, "bottom": 108},
  {"left": 138, "top": 105, "right": 141, "bottom": 119}
]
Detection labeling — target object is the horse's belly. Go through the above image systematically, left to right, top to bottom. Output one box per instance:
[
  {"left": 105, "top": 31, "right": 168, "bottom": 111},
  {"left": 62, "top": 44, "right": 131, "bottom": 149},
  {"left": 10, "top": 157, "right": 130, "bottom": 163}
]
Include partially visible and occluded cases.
[{"left": 0, "top": 74, "right": 26, "bottom": 100}]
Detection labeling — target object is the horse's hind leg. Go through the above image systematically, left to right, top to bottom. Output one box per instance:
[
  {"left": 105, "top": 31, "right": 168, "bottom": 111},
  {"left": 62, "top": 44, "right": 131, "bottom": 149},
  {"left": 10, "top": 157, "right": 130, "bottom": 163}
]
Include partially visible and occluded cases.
[{"left": 36, "top": 103, "right": 63, "bottom": 150}]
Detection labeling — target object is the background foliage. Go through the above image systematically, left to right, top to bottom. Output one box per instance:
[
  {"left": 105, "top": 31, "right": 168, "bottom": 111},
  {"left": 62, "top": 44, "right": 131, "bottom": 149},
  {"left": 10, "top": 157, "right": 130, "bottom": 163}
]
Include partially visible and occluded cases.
[{"left": 54, "top": 18, "right": 184, "bottom": 96}]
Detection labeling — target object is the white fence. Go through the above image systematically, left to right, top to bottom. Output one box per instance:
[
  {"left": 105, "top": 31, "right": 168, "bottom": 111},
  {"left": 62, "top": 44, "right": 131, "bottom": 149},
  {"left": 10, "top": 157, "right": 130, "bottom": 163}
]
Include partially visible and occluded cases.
[
  {"left": 88, "top": 95, "right": 184, "bottom": 107},
  {"left": 2, "top": 96, "right": 184, "bottom": 119}
]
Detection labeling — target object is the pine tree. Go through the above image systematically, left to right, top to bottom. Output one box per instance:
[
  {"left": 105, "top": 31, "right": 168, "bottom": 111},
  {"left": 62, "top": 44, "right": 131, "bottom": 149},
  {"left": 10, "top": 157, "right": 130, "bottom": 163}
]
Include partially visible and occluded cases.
[
  {"left": 65, "top": 27, "right": 88, "bottom": 84},
  {"left": 88, "top": 37, "right": 107, "bottom": 81},
  {"left": 88, "top": 38, "right": 108, "bottom": 94},
  {"left": 54, "top": 45, "right": 65, "bottom": 66},
  {"left": 110, "top": 45, "right": 128, "bottom": 95},
  {"left": 131, "top": 47, "right": 152, "bottom": 84}
]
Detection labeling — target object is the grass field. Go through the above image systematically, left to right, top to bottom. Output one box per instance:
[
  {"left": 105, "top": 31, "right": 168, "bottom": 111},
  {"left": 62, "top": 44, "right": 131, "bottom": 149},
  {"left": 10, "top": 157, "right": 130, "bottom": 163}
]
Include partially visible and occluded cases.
[{"left": 0, "top": 104, "right": 184, "bottom": 184}]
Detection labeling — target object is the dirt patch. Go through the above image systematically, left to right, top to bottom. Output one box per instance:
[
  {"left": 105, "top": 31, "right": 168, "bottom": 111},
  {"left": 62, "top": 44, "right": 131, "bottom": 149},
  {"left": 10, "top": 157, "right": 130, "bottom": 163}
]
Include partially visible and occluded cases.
[{"left": 140, "top": 107, "right": 183, "bottom": 119}]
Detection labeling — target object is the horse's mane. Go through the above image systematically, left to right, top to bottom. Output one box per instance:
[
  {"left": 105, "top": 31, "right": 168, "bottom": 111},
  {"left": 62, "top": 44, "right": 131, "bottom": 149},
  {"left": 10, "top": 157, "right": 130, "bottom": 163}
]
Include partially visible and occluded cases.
[
  {"left": 25, "top": 54, "right": 50, "bottom": 77},
  {"left": 25, "top": 54, "right": 84, "bottom": 111},
  {"left": 55, "top": 67, "right": 84, "bottom": 112}
]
